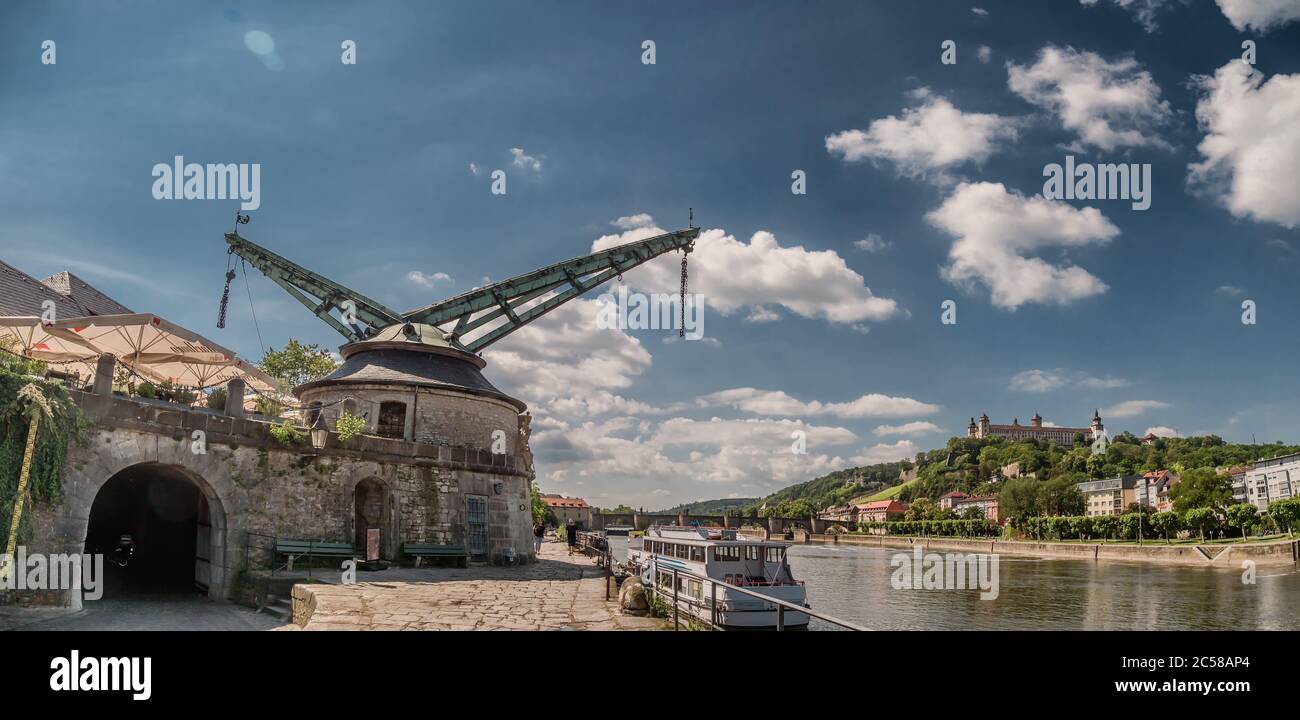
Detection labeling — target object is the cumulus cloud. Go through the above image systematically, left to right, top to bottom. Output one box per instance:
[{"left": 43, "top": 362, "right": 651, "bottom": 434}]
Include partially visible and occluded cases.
[
  {"left": 1079, "top": 0, "right": 1173, "bottom": 32},
  {"left": 1214, "top": 0, "right": 1300, "bottom": 31},
  {"left": 972, "top": 7, "right": 989, "bottom": 16},
  {"left": 1007, "top": 45, "right": 1171, "bottom": 151},
  {"left": 1189, "top": 61, "right": 1300, "bottom": 228},
  {"left": 825, "top": 88, "right": 1018, "bottom": 182},
  {"left": 510, "top": 147, "right": 542, "bottom": 172},
  {"left": 927, "top": 182, "right": 1119, "bottom": 309},
  {"left": 612, "top": 213, "right": 654, "bottom": 230},
  {"left": 591, "top": 218, "right": 901, "bottom": 325},
  {"left": 854, "top": 233, "right": 890, "bottom": 252},
  {"left": 406, "top": 270, "right": 453, "bottom": 287},
  {"left": 743, "top": 306, "right": 781, "bottom": 323},
  {"left": 1010, "top": 368, "right": 1128, "bottom": 392},
  {"left": 697, "top": 387, "right": 940, "bottom": 419},
  {"left": 1105, "top": 400, "right": 1171, "bottom": 418},
  {"left": 873, "top": 421, "right": 944, "bottom": 437},
  {"left": 1143, "top": 425, "right": 1180, "bottom": 438},
  {"left": 850, "top": 440, "right": 918, "bottom": 465}
]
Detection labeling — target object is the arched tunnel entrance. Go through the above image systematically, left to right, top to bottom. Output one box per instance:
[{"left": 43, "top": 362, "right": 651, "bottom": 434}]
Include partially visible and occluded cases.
[{"left": 84, "top": 463, "right": 224, "bottom": 599}]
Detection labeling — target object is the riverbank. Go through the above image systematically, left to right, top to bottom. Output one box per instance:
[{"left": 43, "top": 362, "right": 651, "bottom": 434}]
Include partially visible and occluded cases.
[{"left": 802, "top": 533, "right": 1300, "bottom": 569}]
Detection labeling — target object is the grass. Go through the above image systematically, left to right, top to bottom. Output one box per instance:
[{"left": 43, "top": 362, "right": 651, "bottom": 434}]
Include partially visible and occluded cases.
[{"left": 852, "top": 478, "right": 917, "bottom": 503}]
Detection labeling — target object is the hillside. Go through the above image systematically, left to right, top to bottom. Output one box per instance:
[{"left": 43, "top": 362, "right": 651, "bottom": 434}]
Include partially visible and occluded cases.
[
  {"left": 743, "top": 433, "right": 1300, "bottom": 517},
  {"left": 654, "top": 498, "right": 760, "bottom": 515}
]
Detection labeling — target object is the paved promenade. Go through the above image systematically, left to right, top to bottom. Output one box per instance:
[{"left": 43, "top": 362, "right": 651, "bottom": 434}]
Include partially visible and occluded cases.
[{"left": 283, "top": 540, "right": 665, "bottom": 631}]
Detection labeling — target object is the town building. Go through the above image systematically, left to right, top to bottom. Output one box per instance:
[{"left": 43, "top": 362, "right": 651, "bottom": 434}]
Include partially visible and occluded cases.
[
  {"left": 0, "top": 259, "right": 134, "bottom": 317},
  {"left": 967, "top": 410, "right": 1104, "bottom": 444},
  {"left": 1243, "top": 452, "right": 1300, "bottom": 512},
  {"left": 1222, "top": 465, "right": 1251, "bottom": 505},
  {"left": 1140, "top": 470, "right": 1178, "bottom": 512},
  {"left": 1077, "top": 475, "right": 1143, "bottom": 516},
  {"left": 938, "top": 491, "right": 969, "bottom": 511},
  {"left": 542, "top": 494, "right": 592, "bottom": 528},
  {"left": 952, "top": 494, "right": 1001, "bottom": 523},
  {"left": 858, "top": 500, "right": 907, "bottom": 522},
  {"left": 817, "top": 504, "right": 859, "bottom": 523}
]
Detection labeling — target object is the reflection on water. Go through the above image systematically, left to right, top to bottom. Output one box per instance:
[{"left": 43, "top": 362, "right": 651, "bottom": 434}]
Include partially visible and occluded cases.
[
  {"left": 608, "top": 537, "right": 1300, "bottom": 630},
  {"left": 788, "top": 543, "right": 1300, "bottom": 631}
]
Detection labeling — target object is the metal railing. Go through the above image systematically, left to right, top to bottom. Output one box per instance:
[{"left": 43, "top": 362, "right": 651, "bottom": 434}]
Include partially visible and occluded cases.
[{"left": 658, "top": 566, "right": 868, "bottom": 631}]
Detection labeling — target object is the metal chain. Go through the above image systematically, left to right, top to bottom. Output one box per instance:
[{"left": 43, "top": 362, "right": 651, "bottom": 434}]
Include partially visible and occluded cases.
[{"left": 679, "top": 250, "right": 689, "bottom": 338}]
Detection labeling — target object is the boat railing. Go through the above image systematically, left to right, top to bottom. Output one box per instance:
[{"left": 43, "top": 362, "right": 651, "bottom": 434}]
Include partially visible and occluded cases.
[{"left": 662, "top": 567, "right": 868, "bottom": 632}]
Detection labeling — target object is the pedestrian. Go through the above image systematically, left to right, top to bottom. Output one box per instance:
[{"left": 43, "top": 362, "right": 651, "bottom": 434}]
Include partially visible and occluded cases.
[
  {"left": 566, "top": 518, "right": 578, "bottom": 556},
  {"left": 533, "top": 520, "right": 545, "bottom": 554}
]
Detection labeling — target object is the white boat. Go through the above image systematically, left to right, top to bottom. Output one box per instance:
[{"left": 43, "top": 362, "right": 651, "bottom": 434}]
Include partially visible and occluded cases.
[{"left": 626, "top": 525, "right": 810, "bottom": 629}]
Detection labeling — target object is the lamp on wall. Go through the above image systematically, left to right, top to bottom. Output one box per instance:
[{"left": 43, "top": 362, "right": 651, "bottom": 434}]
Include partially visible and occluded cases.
[{"left": 310, "top": 411, "right": 329, "bottom": 450}]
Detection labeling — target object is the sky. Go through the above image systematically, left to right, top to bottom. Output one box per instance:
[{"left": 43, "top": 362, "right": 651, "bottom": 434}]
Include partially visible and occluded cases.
[{"left": 3, "top": 0, "right": 1300, "bottom": 509}]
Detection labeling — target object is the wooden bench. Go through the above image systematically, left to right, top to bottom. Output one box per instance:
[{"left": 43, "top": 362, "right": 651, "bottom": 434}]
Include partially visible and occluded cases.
[
  {"left": 274, "top": 539, "right": 355, "bottom": 574},
  {"left": 402, "top": 543, "right": 469, "bottom": 568}
]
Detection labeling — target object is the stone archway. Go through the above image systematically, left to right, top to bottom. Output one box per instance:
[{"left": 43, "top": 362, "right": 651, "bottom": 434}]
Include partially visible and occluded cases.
[
  {"left": 82, "top": 462, "right": 228, "bottom": 601},
  {"left": 352, "top": 477, "right": 394, "bottom": 560}
]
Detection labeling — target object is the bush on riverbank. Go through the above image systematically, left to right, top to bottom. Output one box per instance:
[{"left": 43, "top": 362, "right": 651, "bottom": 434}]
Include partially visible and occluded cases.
[{"left": 856, "top": 519, "right": 999, "bottom": 537}]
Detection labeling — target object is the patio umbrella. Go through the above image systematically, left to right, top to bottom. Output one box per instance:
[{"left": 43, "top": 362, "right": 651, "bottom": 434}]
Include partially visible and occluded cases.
[{"left": 0, "top": 314, "right": 278, "bottom": 393}]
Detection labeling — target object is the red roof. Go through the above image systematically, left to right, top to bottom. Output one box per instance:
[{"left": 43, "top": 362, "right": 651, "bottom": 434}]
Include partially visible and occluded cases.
[
  {"left": 940, "top": 491, "right": 970, "bottom": 499},
  {"left": 541, "top": 496, "right": 589, "bottom": 509},
  {"left": 860, "top": 500, "right": 904, "bottom": 511}
]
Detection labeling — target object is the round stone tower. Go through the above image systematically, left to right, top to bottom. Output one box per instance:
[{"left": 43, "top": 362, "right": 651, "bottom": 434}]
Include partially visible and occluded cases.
[{"left": 295, "top": 322, "right": 535, "bottom": 563}]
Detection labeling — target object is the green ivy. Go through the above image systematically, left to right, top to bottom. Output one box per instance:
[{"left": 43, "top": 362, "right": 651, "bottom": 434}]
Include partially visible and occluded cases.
[{"left": 0, "top": 353, "right": 88, "bottom": 547}]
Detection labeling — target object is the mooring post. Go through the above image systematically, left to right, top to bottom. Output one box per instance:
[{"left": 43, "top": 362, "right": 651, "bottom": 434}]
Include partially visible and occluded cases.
[
  {"left": 93, "top": 353, "right": 116, "bottom": 395},
  {"left": 225, "top": 378, "right": 246, "bottom": 417}
]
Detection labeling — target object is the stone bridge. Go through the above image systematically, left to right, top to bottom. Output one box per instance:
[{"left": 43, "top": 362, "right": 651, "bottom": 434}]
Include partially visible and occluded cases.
[{"left": 588, "top": 512, "right": 853, "bottom": 537}]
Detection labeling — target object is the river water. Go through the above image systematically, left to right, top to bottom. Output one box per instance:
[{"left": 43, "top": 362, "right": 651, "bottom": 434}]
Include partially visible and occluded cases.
[{"left": 608, "top": 537, "right": 1300, "bottom": 630}]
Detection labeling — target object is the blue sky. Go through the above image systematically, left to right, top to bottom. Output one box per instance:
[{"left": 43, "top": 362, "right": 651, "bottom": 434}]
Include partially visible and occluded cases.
[{"left": 3, "top": 0, "right": 1300, "bottom": 508}]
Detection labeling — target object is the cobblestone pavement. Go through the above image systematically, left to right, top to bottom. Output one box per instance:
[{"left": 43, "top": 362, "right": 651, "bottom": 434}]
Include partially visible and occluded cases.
[{"left": 283, "top": 540, "right": 665, "bottom": 631}]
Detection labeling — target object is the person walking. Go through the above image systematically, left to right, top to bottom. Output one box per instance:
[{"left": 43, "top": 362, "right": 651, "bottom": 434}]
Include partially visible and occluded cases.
[
  {"left": 566, "top": 518, "right": 578, "bottom": 556},
  {"left": 533, "top": 520, "right": 545, "bottom": 554}
]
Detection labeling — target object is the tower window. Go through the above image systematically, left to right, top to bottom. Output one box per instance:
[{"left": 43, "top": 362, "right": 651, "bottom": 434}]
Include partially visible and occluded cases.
[{"left": 377, "top": 401, "right": 407, "bottom": 439}]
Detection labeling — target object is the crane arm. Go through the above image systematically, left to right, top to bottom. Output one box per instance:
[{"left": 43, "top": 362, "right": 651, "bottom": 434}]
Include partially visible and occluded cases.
[
  {"left": 402, "top": 227, "right": 699, "bottom": 352},
  {"left": 224, "top": 232, "right": 404, "bottom": 343}
]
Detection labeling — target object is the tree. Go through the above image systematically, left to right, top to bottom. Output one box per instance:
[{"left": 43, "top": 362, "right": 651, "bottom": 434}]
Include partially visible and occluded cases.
[
  {"left": 259, "top": 340, "right": 340, "bottom": 389},
  {"left": 0, "top": 384, "right": 53, "bottom": 581},
  {"left": 1168, "top": 467, "right": 1232, "bottom": 514},
  {"left": 999, "top": 477, "right": 1040, "bottom": 523},
  {"left": 1040, "top": 477, "right": 1084, "bottom": 516},
  {"left": 530, "top": 482, "right": 549, "bottom": 525},
  {"left": 905, "top": 497, "right": 935, "bottom": 521},
  {"left": 1268, "top": 498, "right": 1300, "bottom": 536},
  {"left": 1225, "top": 503, "right": 1259, "bottom": 539},
  {"left": 960, "top": 506, "right": 985, "bottom": 521},
  {"left": 1183, "top": 507, "right": 1219, "bottom": 542},
  {"left": 1150, "top": 511, "right": 1180, "bottom": 543}
]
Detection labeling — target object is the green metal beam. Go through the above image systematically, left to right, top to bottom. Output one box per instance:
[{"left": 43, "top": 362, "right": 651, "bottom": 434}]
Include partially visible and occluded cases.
[
  {"left": 404, "top": 227, "right": 699, "bottom": 350},
  {"left": 224, "top": 232, "right": 404, "bottom": 342}
]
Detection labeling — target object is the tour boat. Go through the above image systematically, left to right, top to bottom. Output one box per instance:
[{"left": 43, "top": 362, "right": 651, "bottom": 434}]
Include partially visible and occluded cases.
[{"left": 626, "top": 526, "right": 810, "bottom": 629}]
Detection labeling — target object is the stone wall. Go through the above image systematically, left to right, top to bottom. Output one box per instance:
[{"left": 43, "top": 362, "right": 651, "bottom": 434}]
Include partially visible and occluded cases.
[
  {"left": 300, "top": 383, "right": 520, "bottom": 453},
  {"left": 23, "top": 390, "right": 536, "bottom": 606}
]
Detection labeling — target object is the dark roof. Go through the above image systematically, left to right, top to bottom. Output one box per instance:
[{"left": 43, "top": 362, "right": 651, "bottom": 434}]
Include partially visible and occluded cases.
[
  {"left": 0, "top": 260, "right": 132, "bottom": 318},
  {"left": 41, "top": 271, "right": 133, "bottom": 315},
  {"left": 296, "top": 347, "right": 527, "bottom": 411}
]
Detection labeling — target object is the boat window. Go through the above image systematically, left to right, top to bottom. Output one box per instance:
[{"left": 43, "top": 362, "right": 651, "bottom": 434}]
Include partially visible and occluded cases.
[
  {"left": 676, "top": 544, "right": 688, "bottom": 559},
  {"left": 690, "top": 546, "right": 704, "bottom": 562},
  {"left": 714, "top": 546, "right": 740, "bottom": 562},
  {"left": 745, "top": 546, "right": 759, "bottom": 561},
  {"left": 765, "top": 547, "right": 784, "bottom": 563}
]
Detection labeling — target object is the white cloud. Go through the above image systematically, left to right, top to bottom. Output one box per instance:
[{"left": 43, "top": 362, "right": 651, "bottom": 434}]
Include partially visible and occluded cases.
[
  {"left": 1079, "top": 0, "right": 1172, "bottom": 32},
  {"left": 1214, "top": 0, "right": 1300, "bottom": 31},
  {"left": 972, "top": 7, "right": 989, "bottom": 17},
  {"left": 977, "top": 45, "right": 992, "bottom": 64},
  {"left": 1007, "top": 45, "right": 1171, "bottom": 151},
  {"left": 1189, "top": 61, "right": 1300, "bottom": 228},
  {"left": 825, "top": 88, "right": 1018, "bottom": 182},
  {"left": 510, "top": 147, "right": 543, "bottom": 173},
  {"left": 468, "top": 162, "right": 480, "bottom": 176},
  {"left": 928, "top": 182, "right": 1119, "bottom": 309},
  {"left": 612, "top": 213, "right": 655, "bottom": 230},
  {"left": 591, "top": 219, "right": 901, "bottom": 325},
  {"left": 854, "top": 233, "right": 890, "bottom": 252},
  {"left": 406, "top": 270, "right": 453, "bottom": 288},
  {"left": 1215, "top": 285, "right": 1245, "bottom": 296},
  {"left": 743, "top": 306, "right": 781, "bottom": 323},
  {"left": 1010, "top": 368, "right": 1128, "bottom": 392},
  {"left": 697, "top": 387, "right": 939, "bottom": 419},
  {"left": 1104, "top": 399, "right": 1171, "bottom": 418},
  {"left": 873, "top": 421, "right": 943, "bottom": 437},
  {"left": 1143, "top": 425, "right": 1180, "bottom": 438},
  {"left": 850, "top": 440, "right": 918, "bottom": 465}
]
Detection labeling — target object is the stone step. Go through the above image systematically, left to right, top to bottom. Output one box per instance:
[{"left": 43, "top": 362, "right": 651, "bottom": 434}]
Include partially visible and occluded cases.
[{"left": 259, "top": 594, "right": 293, "bottom": 622}]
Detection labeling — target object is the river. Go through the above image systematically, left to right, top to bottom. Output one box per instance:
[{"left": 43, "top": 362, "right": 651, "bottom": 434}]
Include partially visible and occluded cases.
[{"left": 607, "top": 537, "right": 1300, "bottom": 630}]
